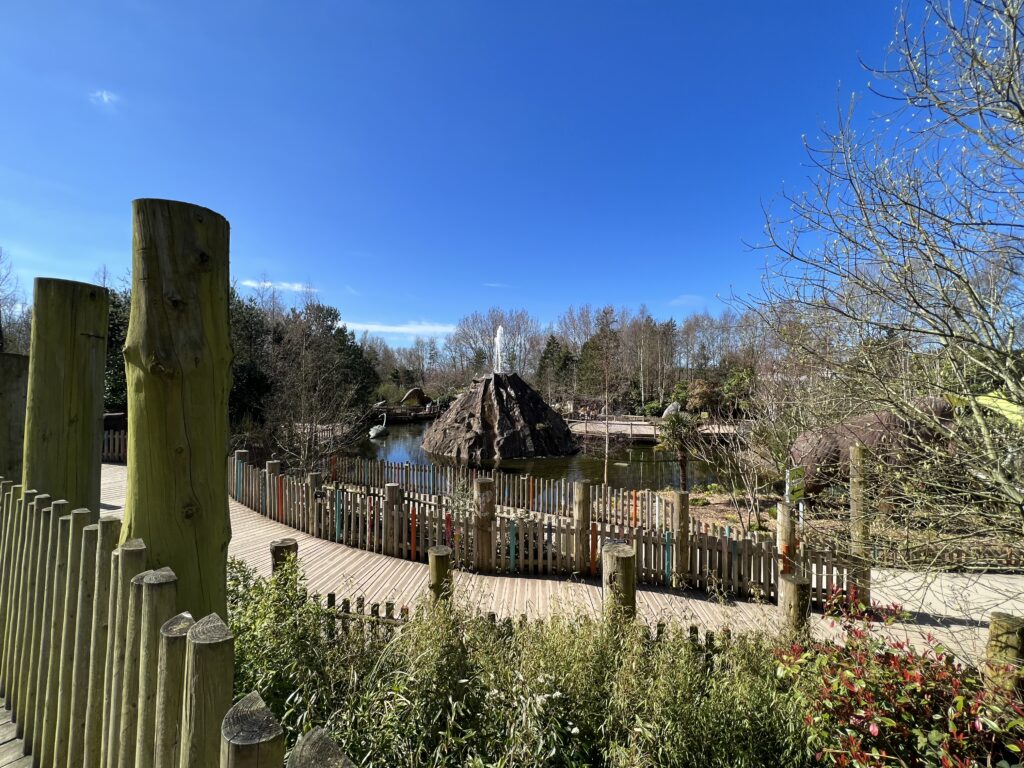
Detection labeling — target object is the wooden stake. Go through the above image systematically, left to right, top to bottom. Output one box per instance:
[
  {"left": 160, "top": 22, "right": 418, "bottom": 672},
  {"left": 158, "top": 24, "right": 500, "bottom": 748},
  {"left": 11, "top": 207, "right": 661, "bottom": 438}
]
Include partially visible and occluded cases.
[
  {"left": 66, "top": 521, "right": 101, "bottom": 767},
  {"left": 270, "top": 539, "right": 298, "bottom": 572},
  {"left": 601, "top": 542, "right": 636, "bottom": 618},
  {"left": 428, "top": 545, "right": 452, "bottom": 602},
  {"left": 134, "top": 567, "right": 178, "bottom": 768},
  {"left": 153, "top": 612, "right": 194, "bottom": 768},
  {"left": 984, "top": 612, "right": 1024, "bottom": 695},
  {"left": 179, "top": 613, "right": 234, "bottom": 768},
  {"left": 219, "top": 691, "right": 285, "bottom": 767},
  {"left": 286, "top": 728, "right": 353, "bottom": 767}
]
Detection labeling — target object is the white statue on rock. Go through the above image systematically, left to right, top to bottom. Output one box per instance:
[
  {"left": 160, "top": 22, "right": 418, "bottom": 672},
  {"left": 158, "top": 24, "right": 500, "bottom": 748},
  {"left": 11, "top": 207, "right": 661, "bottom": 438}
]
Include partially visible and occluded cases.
[{"left": 494, "top": 325, "right": 504, "bottom": 375}]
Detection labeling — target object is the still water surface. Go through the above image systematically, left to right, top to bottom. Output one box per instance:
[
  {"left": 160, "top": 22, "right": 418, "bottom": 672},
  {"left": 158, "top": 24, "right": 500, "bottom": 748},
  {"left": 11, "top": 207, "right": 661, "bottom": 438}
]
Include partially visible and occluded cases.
[{"left": 357, "top": 422, "right": 716, "bottom": 491}]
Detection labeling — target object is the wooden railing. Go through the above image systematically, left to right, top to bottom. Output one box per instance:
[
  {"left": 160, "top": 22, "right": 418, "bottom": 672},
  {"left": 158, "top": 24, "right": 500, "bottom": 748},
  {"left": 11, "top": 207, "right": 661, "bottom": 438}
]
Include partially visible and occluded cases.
[
  {"left": 101, "top": 430, "right": 127, "bottom": 464},
  {"left": 230, "top": 454, "right": 852, "bottom": 607},
  {"left": 0, "top": 476, "right": 349, "bottom": 767}
]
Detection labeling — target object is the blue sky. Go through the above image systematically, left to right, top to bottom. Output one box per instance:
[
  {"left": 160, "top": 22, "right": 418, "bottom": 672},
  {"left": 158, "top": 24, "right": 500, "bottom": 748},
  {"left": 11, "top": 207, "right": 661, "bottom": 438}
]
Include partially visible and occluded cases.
[{"left": 1, "top": 1, "right": 895, "bottom": 344}]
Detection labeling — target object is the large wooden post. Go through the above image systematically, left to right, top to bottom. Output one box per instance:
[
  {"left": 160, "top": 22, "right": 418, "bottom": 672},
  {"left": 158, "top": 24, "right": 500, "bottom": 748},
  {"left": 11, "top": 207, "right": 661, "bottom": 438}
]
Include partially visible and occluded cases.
[
  {"left": 120, "top": 199, "right": 232, "bottom": 620},
  {"left": 22, "top": 278, "right": 109, "bottom": 511},
  {"left": 0, "top": 352, "right": 28, "bottom": 481},
  {"left": 849, "top": 442, "right": 871, "bottom": 606},
  {"left": 473, "top": 478, "right": 495, "bottom": 572},
  {"left": 573, "top": 480, "right": 592, "bottom": 575},
  {"left": 383, "top": 483, "right": 400, "bottom": 556},
  {"left": 669, "top": 491, "right": 688, "bottom": 588},
  {"left": 777, "top": 501, "right": 795, "bottom": 575},
  {"left": 601, "top": 542, "right": 636, "bottom": 618},
  {"left": 428, "top": 546, "right": 452, "bottom": 602},
  {"left": 778, "top": 573, "right": 811, "bottom": 631},
  {"left": 220, "top": 691, "right": 286, "bottom": 767}
]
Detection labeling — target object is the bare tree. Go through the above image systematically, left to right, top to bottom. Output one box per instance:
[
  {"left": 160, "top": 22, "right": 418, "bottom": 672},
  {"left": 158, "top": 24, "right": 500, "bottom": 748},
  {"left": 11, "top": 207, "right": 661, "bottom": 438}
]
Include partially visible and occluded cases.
[{"left": 758, "top": 0, "right": 1024, "bottom": 558}]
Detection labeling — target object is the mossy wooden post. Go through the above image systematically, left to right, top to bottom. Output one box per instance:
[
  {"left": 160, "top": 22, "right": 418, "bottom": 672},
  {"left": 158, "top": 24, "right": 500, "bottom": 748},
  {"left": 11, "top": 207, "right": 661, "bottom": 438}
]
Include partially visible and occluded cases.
[
  {"left": 120, "top": 199, "right": 232, "bottom": 621},
  {"left": 22, "top": 277, "right": 109, "bottom": 511},
  {"left": 0, "top": 352, "right": 28, "bottom": 481},
  {"left": 849, "top": 442, "right": 870, "bottom": 606},
  {"left": 473, "top": 478, "right": 495, "bottom": 572},
  {"left": 573, "top": 480, "right": 592, "bottom": 575},
  {"left": 669, "top": 491, "right": 689, "bottom": 588},
  {"left": 83, "top": 515, "right": 122, "bottom": 768},
  {"left": 67, "top": 521, "right": 101, "bottom": 766},
  {"left": 102, "top": 539, "right": 147, "bottom": 768},
  {"left": 270, "top": 539, "right": 298, "bottom": 572},
  {"left": 601, "top": 542, "right": 636, "bottom": 618},
  {"left": 428, "top": 545, "right": 452, "bottom": 602},
  {"left": 134, "top": 567, "right": 178, "bottom": 768},
  {"left": 778, "top": 573, "right": 811, "bottom": 631},
  {"left": 153, "top": 611, "right": 194, "bottom": 768},
  {"left": 984, "top": 612, "right": 1024, "bottom": 695},
  {"left": 179, "top": 613, "right": 234, "bottom": 768},
  {"left": 220, "top": 691, "right": 285, "bottom": 767},
  {"left": 286, "top": 727, "right": 353, "bottom": 768}
]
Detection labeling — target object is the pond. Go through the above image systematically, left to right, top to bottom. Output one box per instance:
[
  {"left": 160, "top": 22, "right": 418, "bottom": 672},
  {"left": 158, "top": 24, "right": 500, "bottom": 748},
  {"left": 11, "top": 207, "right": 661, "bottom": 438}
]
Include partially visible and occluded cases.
[{"left": 356, "top": 422, "right": 719, "bottom": 491}]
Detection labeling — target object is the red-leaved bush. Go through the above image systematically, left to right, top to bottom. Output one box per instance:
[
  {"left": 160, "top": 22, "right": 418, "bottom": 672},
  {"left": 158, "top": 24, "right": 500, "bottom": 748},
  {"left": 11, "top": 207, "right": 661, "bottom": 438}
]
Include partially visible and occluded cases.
[{"left": 775, "top": 590, "right": 1024, "bottom": 767}]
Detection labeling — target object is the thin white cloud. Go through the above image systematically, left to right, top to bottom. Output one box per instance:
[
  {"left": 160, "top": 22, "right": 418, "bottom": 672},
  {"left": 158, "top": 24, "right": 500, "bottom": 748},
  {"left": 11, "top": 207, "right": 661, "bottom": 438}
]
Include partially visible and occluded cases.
[
  {"left": 89, "top": 89, "right": 120, "bottom": 107},
  {"left": 240, "top": 279, "right": 315, "bottom": 293},
  {"left": 483, "top": 282, "right": 507, "bottom": 288},
  {"left": 344, "top": 285, "right": 359, "bottom": 295},
  {"left": 668, "top": 294, "right": 707, "bottom": 308},
  {"left": 341, "top": 319, "right": 456, "bottom": 335}
]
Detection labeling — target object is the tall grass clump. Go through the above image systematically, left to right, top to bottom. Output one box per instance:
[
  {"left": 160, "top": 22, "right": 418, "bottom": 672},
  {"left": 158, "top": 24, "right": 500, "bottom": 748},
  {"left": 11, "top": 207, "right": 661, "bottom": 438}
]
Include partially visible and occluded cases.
[{"left": 227, "top": 557, "right": 807, "bottom": 766}]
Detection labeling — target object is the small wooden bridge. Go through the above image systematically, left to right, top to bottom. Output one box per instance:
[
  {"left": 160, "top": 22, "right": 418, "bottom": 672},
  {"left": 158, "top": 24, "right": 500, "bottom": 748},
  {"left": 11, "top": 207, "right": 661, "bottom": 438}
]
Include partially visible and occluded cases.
[{"left": 97, "top": 464, "right": 1012, "bottom": 666}]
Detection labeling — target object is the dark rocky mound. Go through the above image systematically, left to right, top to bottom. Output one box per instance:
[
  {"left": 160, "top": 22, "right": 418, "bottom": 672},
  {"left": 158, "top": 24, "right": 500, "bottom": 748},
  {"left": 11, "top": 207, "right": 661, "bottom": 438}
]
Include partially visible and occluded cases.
[{"left": 422, "top": 372, "right": 577, "bottom": 463}]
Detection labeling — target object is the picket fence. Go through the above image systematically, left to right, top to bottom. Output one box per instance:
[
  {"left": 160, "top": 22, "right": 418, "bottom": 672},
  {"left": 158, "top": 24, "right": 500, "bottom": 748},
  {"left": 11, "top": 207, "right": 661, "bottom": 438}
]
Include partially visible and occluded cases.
[
  {"left": 101, "top": 431, "right": 127, "bottom": 464},
  {"left": 231, "top": 454, "right": 852, "bottom": 607},
  {"left": 0, "top": 476, "right": 347, "bottom": 767}
]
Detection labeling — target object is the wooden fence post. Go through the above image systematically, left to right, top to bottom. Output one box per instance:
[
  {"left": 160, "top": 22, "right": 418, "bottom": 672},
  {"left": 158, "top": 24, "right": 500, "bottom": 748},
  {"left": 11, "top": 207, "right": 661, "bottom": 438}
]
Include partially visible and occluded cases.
[
  {"left": 121, "top": 199, "right": 232, "bottom": 621},
  {"left": 22, "top": 278, "right": 109, "bottom": 512},
  {"left": 0, "top": 352, "right": 28, "bottom": 482},
  {"left": 849, "top": 442, "right": 870, "bottom": 605},
  {"left": 266, "top": 461, "right": 281, "bottom": 518},
  {"left": 308, "top": 472, "right": 323, "bottom": 538},
  {"left": 473, "top": 478, "right": 495, "bottom": 572},
  {"left": 573, "top": 480, "right": 592, "bottom": 575},
  {"left": 384, "top": 483, "right": 401, "bottom": 556},
  {"left": 669, "top": 491, "right": 688, "bottom": 588},
  {"left": 19, "top": 492, "right": 50, "bottom": 743},
  {"left": 29, "top": 498, "right": 64, "bottom": 759},
  {"left": 777, "top": 501, "right": 795, "bottom": 575},
  {"left": 39, "top": 510, "right": 70, "bottom": 768},
  {"left": 83, "top": 515, "right": 122, "bottom": 767},
  {"left": 66, "top": 521, "right": 101, "bottom": 766},
  {"left": 101, "top": 538, "right": 147, "bottom": 768},
  {"left": 270, "top": 539, "right": 298, "bottom": 572},
  {"left": 602, "top": 542, "right": 636, "bottom": 618},
  {"left": 428, "top": 545, "right": 452, "bottom": 602},
  {"left": 134, "top": 567, "right": 179, "bottom": 768},
  {"left": 116, "top": 568, "right": 155, "bottom": 768},
  {"left": 778, "top": 573, "right": 811, "bottom": 631},
  {"left": 153, "top": 611, "right": 195, "bottom": 768},
  {"left": 984, "top": 612, "right": 1024, "bottom": 695},
  {"left": 179, "top": 613, "right": 234, "bottom": 768},
  {"left": 219, "top": 691, "right": 285, "bottom": 767},
  {"left": 286, "top": 728, "right": 353, "bottom": 767}
]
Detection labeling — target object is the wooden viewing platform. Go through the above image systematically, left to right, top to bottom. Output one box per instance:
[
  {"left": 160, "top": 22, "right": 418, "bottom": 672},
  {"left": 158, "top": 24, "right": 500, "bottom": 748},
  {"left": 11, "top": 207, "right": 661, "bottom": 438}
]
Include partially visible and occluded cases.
[
  {"left": 567, "top": 417, "right": 741, "bottom": 443},
  {"left": 95, "top": 463, "right": 1024, "bottom": 666}
]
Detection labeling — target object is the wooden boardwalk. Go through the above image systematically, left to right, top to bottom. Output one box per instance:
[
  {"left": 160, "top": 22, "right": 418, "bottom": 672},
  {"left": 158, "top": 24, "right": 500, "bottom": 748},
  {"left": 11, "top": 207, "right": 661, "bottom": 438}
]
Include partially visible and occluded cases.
[
  {"left": 98, "top": 464, "right": 1011, "bottom": 663},
  {"left": 0, "top": 708, "right": 31, "bottom": 768}
]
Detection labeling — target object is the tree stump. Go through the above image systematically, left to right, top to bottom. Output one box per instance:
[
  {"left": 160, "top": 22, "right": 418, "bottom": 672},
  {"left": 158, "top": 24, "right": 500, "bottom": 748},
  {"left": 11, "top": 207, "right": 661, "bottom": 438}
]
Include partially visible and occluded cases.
[
  {"left": 120, "top": 199, "right": 232, "bottom": 620},
  {"left": 270, "top": 539, "right": 298, "bottom": 572},
  {"left": 428, "top": 545, "right": 452, "bottom": 601}
]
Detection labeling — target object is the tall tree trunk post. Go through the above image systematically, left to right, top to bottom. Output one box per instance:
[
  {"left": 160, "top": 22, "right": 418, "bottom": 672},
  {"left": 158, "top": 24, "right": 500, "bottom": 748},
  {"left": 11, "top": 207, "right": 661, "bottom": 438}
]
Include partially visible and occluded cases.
[
  {"left": 120, "top": 199, "right": 232, "bottom": 620},
  {"left": 22, "top": 278, "right": 109, "bottom": 510},
  {"left": 0, "top": 352, "right": 28, "bottom": 482},
  {"left": 849, "top": 442, "right": 870, "bottom": 606}
]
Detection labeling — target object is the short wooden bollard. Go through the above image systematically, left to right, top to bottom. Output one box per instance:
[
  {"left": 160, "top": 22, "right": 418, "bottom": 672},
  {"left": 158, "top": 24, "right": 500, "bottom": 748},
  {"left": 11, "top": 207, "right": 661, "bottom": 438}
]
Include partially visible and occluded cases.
[
  {"left": 473, "top": 478, "right": 495, "bottom": 572},
  {"left": 669, "top": 491, "right": 689, "bottom": 588},
  {"left": 270, "top": 538, "right": 298, "bottom": 572},
  {"left": 602, "top": 542, "right": 636, "bottom": 618},
  {"left": 428, "top": 545, "right": 452, "bottom": 602},
  {"left": 135, "top": 567, "right": 179, "bottom": 768},
  {"left": 778, "top": 573, "right": 811, "bottom": 631},
  {"left": 153, "top": 611, "right": 195, "bottom": 768},
  {"left": 984, "top": 612, "right": 1024, "bottom": 695},
  {"left": 179, "top": 613, "right": 234, "bottom": 768},
  {"left": 220, "top": 691, "right": 285, "bottom": 767},
  {"left": 286, "top": 727, "right": 353, "bottom": 768}
]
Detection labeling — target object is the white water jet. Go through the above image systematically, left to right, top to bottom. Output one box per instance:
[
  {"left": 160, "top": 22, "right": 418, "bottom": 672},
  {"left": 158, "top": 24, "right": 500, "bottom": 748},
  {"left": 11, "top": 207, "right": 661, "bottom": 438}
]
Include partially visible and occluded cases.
[{"left": 494, "top": 325, "right": 504, "bottom": 374}]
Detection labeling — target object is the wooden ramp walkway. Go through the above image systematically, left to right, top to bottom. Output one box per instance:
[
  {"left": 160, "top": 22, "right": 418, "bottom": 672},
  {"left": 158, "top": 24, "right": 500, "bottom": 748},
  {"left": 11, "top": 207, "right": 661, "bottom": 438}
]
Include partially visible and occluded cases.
[
  {"left": 98, "top": 464, "right": 1000, "bottom": 662},
  {"left": 0, "top": 708, "right": 30, "bottom": 768}
]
